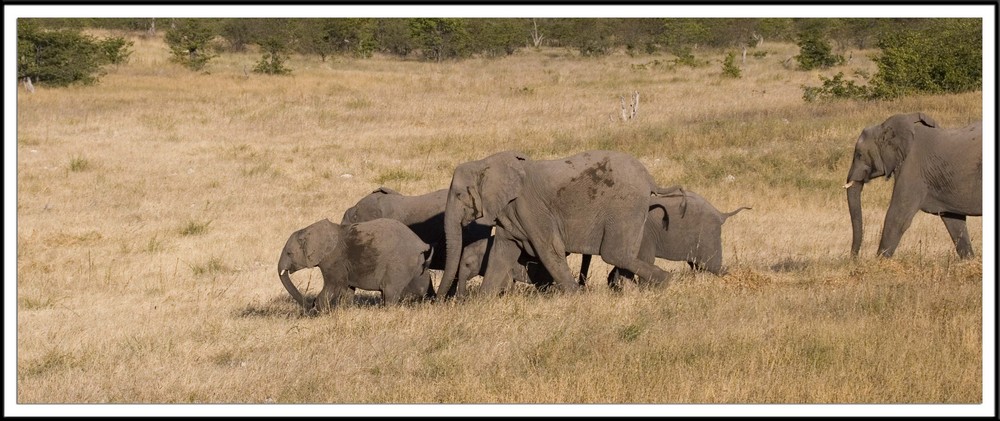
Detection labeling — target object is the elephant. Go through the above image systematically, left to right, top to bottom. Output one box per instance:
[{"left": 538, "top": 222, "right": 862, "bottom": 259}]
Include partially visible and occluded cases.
[
  {"left": 844, "top": 112, "right": 982, "bottom": 258},
  {"left": 438, "top": 150, "right": 686, "bottom": 298},
  {"left": 340, "top": 187, "right": 492, "bottom": 272},
  {"left": 584, "top": 191, "right": 750, "bottom": 287},
  {"left": 277, "top": 218, "right": 435, "bottom": 312},
  {"left": 457, "top": 236, "right": 555, "bottom": 293}
]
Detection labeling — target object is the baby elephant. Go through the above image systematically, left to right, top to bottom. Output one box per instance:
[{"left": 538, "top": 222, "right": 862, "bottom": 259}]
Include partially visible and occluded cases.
[
  {"left": 598, "top": 191, "right": 750, "bottom": 287},
  {"left": 277, "top": 218, "right": 435, "bottom": 313},
  {"left": 457, "top": 237, "right": 555, "bottom": 294}
]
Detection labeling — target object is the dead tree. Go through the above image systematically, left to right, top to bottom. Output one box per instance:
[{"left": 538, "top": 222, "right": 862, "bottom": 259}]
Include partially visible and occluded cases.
[
  {"left": 531, "top": 19, "right": 544, "bottom": 48},
  {"left": 22, "top": 77, "right": 34, "bottom": 94},
  {"left": 611, "top": 91, "right": 639, "bottom": 122}
]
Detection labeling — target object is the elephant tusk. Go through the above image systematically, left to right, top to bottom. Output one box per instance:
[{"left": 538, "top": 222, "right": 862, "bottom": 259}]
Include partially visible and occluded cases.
[
  {"left": 843, "top": 181, "right": 855, "bottom": 189},
  {"left": 279, "top": 269, "right": 286, "bottom": 276}
]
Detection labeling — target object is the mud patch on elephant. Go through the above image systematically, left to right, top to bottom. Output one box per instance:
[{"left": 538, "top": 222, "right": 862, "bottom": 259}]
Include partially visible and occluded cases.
[{"left": 345, "top": 229, "right": 379, "bottom": 276}]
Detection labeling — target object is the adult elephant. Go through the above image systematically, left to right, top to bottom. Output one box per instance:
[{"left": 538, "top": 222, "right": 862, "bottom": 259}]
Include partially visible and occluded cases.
[
  {"left": 843, "top": 112, "right": 982, "bottom": 258},
  {"left": 438, "top": 150, "right": 685, "bottom": 297}
]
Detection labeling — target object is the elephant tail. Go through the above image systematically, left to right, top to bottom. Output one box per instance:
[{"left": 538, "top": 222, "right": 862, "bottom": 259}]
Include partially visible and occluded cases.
[
  {"left": 652, "top": 185, "right": 688, "bottom": 218},
  {"left": 721, "top": 206, "right": 752, "bottom": 223}
]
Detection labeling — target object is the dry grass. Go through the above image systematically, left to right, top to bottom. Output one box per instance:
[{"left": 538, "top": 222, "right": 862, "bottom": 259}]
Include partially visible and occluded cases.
[{"left": 12, "top": 32, "right": 988, "bottom": 414}]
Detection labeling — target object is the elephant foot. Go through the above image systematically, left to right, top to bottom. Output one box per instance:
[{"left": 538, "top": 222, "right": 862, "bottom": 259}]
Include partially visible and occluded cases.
[{"left": 641, "top": 271, "right": 672, "bottom": 289}]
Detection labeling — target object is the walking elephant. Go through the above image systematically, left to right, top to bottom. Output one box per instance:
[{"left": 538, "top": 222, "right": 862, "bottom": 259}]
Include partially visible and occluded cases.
[
  {"left": 843, "top": 112, "right": 982, "bottom": 258},
  {"left": 438, "top": 150, "right": 685, "bottom": 298},
  {"left": 341, "top": 187, "right": 492, "bottom": 272},
  {"left": 587, "top": 192, "right": 750, "bottom": 288},
  {"left": 277, "top": 218, "right": 435, "bottom": 312},
  {"left": 457, "top": 236, "right": 555, "bottom": 294}
]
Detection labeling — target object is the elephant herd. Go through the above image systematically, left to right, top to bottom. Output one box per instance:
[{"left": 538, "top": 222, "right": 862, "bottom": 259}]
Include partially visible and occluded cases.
[{"left": 277, "top": 112, "right": 983, "bottom": 312}]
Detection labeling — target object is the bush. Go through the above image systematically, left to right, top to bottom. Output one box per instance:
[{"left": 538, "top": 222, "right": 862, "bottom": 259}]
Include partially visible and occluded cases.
[
  {"left": 164, "top": 19, "right": 217, "bottom": 71},
  {"left": 800, "top": 19, "right": 981, "bottom": 101},
  {"left": 867, "top": 19, "right": 981, "bottom": 99},
  {"left": 17, "top": 21, "right": 132, "bottom": 87},
  {"left": 794, "top": 27, "right": 844, "bottom": 70},
  {"left": 97, "top": 36, "right": 133, "bottom": 65},
  {"left": 721, "top": 51, "right": 741, "bottom": 78},
  {"left": 801, "top": 72, "right": 869, "bottom": 102}
]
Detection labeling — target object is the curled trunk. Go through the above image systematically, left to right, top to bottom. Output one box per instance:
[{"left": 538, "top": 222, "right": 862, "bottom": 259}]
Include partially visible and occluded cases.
[
  {"left": 847, "top": 182, "right": 865, "bottom": 257},
  {"left": 278, "top": 251, "right": 307, "bottom": 309}
]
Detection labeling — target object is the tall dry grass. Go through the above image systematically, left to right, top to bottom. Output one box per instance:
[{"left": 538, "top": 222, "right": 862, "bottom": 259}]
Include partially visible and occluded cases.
[{"left": 13, "top": 32, "right": 988, "bottom": 413}]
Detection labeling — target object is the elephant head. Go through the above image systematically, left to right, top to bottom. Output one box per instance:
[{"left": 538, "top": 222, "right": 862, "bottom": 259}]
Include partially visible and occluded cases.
[
  {"left": 843, "top": 112, "right": 937, "bottom": 256},
  {"left": 438, "top": 151, "right": 528, "bottom": 296},
  {"left": 341, "top": 187, "right": 400, "bottom": 225},
  {"left": 278, "top": 219, "right": 342, "bottom": 309}
]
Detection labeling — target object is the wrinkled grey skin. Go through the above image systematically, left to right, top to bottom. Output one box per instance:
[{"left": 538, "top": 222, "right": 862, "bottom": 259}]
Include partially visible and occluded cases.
[
  {"left": 844, "top": 112, "right": 982, "bottom": 258},
  {"left": 439, "top": 150, "right": 685, "bottom": 298},
  {"left": 341, "top": 187, "right": 492, "bottom": 272},
  {"left": 593, "top": 192, "right": 750, "bottom": 287},
  {"left": 277, "top": 218, "right": 435, "bottom": 312},
  {"left": 457, "top": 236, "right": 555, "bottom": 293}
]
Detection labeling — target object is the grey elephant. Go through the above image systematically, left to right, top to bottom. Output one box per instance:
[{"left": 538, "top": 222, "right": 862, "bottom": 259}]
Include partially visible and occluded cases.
[
  {"left": 843, "top": 112, "right": 982, "bottom": 258},
  {"left": 438, "top": 150, "right": 685, "bottom": 298},
  {"left": 341, "top": 187, "right": 492, "bottom": 272},
  {"left": 587, "top": 192, "right": 750, "bottom": 287},
  {"left": 277, "top": 218, "right": 435, "bottom": 312},
  {"left": 457, "top": 236, "right": 555, "bottom": 293}
]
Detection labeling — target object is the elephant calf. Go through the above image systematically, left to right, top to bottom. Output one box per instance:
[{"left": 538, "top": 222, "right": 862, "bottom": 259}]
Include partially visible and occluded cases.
[
  {"left": 589, "top": 191, "right": 749, "bottom": 287},
  {"left": 277, "top": 218, "right": 435, "bottom": 312},
  {"left": 457, "top": 237, "right": 555, "bottom": 294}
]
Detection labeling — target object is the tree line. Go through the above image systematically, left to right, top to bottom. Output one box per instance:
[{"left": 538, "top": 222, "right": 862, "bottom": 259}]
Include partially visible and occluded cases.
[{"left": 16, "top": 17, "right": 982, "bottom": 101}]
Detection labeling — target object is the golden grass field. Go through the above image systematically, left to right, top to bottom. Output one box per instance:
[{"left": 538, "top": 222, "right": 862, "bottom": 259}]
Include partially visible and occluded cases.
[{"left": 12, "top": 30, "right": 991, "bottom": 413}]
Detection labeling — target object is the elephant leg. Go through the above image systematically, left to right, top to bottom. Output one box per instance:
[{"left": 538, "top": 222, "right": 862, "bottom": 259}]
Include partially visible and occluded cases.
[
  {"left": 877, "top": 190, "right": 922, "bottom": 258},
  {"left": 940, "top": 213, "right": 974, "bottom": 258},
  {"left": 478, "top": 236, "right": 522, "bottom": 296},
  {"left": 530, "top": 236, "right": 582, "bottom": 293},
  {"left": 601, "top": 246, "right": 669, "bottom": 287},
  {"left": 578, "top": 254, "right": 592, "bottom": 286},
  {"left": 606, "top": 267, "right": 635, "bottom": 291},
  {"left": 316, "top": 284, "right": 350, "bottom": 313},
  {"left": 382, "top": 285, "right": 401, "bottom": 306}
]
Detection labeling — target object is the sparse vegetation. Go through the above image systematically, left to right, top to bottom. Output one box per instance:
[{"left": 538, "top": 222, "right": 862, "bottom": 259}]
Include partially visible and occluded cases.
[{"left": 13, "top": 23, "right": 985, "bottom": 409}]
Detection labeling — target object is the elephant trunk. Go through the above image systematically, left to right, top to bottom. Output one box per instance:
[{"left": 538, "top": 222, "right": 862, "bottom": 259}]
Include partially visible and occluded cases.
[
  {"left": 846, "top": 181, "right": 865, "bottom": 257},
  {"left": 437, "top": 201, "right": 465, "bottom": 298},
  {"left": 278, "top": 256, "right": 307, "bottom": 309}
]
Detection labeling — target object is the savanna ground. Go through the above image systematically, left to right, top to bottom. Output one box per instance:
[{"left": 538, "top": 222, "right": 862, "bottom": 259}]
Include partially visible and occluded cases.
[{"left": 11, "top": 30, "right": 990, "bottom": 413}]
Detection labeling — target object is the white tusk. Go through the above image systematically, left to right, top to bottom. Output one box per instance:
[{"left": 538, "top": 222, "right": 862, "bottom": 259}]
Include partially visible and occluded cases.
[
  {"left": 842, "top": 181, "right": 855, "bottom": 189},
  {"left": 279, "top": 269, "right": 286, "bottom": 276}
]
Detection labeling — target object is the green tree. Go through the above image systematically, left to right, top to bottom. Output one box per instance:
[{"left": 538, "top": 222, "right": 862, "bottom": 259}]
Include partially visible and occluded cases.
[
  {"left": 409, "top": 18, "right": 469, "bottom": 61},
  {"left": 466, "top": 18, "right": 524, "bottom": 57},
  {"left": 164, "top": 19, "right": 218, "bottom": 71},
  {"left": 252, "top": 19, "right": 294, "bottom": 75},
  {"left": 868, "top": 19, "right": 981, "bottom": 99},
  {"left": 17, "top": 20, "right": 106, "bottom": 86},
  {"left": 794, "top": 25, "right": 843, "bottom": 70},
  {"left": 721, "top": 51, "right": 741, "bottom": 78}
]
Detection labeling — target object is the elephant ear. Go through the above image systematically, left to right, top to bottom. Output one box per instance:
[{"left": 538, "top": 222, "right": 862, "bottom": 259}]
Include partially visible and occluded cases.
[
  {"left": 915, "top": 112, "right": 938, "bottom": 128},
  {"left": 477, "top": 154, "right": 527, "bottom": 223},
  {"left": 302, "top": 219, "right": 339, "bottom": 267}
]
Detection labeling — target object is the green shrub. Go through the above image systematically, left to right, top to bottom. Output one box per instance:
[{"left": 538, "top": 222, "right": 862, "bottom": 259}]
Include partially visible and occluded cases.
[
  {"left": 164, "top": 19, "right": 217, "bottom": 71},
  {"left": 800, "top": 19, "right": 981, "bottom": 101},
  {"left": 867, "top": 19, "right": 981, "bottom": 99},
  {"left": 17, "top": 21, "right": 104, "bottom": 86},
  {"left": 794, "top": 27, "right": 844, "bottom": 70},
  {"left": 97, "top": 36, "right": 133, "bottom": 65},
  {"left": 721, "top": 51, "right": 741, "bottom": 78},
  {"left": 802, "top": 72, "right": 869, "bottom": 102}
]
